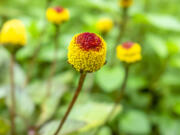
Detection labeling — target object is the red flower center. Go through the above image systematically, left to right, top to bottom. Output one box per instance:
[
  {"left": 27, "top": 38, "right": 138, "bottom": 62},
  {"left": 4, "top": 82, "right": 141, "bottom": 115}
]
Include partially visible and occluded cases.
[
  {"left": 54, "top": 6, "right": 64, "bottom": 13},
  {"left": 76, "top": 32, "right": 102, "bottom": 51},
  {"left": 122, "top": 42, "right": 134, "bottom": 49}
]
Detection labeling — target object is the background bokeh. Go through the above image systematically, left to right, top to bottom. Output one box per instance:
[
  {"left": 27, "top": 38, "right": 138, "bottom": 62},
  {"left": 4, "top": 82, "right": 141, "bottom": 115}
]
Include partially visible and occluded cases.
[{"left": 0, "top": 0, "right": 180, "bottom": 135}]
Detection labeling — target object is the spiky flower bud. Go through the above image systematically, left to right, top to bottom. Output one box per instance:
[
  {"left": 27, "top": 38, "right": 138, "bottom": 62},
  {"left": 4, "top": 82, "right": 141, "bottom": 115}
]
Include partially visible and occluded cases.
[{"left": 68, "top": 32, "right": 106, "bottom": 73}]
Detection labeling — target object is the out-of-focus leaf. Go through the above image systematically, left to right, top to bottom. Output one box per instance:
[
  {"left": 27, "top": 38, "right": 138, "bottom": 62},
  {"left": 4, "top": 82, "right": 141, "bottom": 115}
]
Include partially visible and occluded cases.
[
  {"left": 0, "top": 6, "right": 22, "bottom": 17},
  {"left": 133, "top": 13, "right": 180, "bottom": 32},
  {"left": 147, "top": 14, "right": 180, "bottom": 32},
  {"left": 28, "top": 21, "right": 41, "bottom": 39},
  {"left": 146, "top": 34, "right": 168, "bottom": 59},
  {"left": 166, "top": 41, "right": 179, "bottom": 55},
  {"left": 37, "top": 47, "right": 66, "bottom": 62},
  {"left": 170, "top": 56, "right": 180, "bottom": 68},
  {"left": 13, "top": 64, "right": 26, "bottom": 87},
  {"left": 96, "top": 66, "right": 124, "bottom": 92},
  {"left": 160, "top": 69, "right": 180, "bottom": 86},
  {"left": 27, "top": 72, "right": 71, "bottom": 105},
  {"left": 127, "top": 75, "right": 147, "bottom": 92},
  {"left": 26, "top": 80, "right": 47, "bottom": 104},
  {"left": 0, "top": 86, "right": 6, "bottom": 99},
  {"left": 37, "top": 88, "right": 66, "bottom": 126},
  {"left": 6, "top": 89, "right": 35, "bottom": 120},
  {"left": 16, "top": 89, "right": 35, "bottom": 119},
  {"left": 68, "top": 101, "right": 122, "bottom": 132},
  {"left": 173, "top": 102, "right": 180, "bottom": 115},
  {"left": 119, "top": 110, "right": 151, "bottom": 134},
  {"left": 154, "top": 115, "right": 180, "bottom": 135},
  {"left": 0, "top": 117, "right": 10, "bottom": 135},
  {"left": 39, "top": 120, "right": 86, "bottom": 135},
  {"left": 97, "top": 126, "right": 111, "bottom": 135}
]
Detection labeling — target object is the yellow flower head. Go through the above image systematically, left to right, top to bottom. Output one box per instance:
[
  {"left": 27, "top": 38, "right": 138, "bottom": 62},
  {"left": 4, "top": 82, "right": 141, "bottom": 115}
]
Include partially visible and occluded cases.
[
  {"left": 119, "top": 0, "right": 133, "bottom": 8},
  {"left": 46, "top": 6, "right": 70, "bottom": 24},
  {"left": 96, "top": 18, "right": 113, "bottom": 33},
  {"left": 0, "top": 19, "right": 26, "bottom": 46},
  {"left": 68, "top": 32, "right": 106, "bottom": 73},
  {"left": 116, "top": 42, "right": 142, "bottom": 63}
]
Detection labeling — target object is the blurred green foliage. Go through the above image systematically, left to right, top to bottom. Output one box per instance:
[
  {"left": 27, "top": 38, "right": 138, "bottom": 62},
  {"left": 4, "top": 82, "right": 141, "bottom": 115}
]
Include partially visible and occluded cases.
[{"left": 0, "top": 0, "right": 180, "bottom": 135}]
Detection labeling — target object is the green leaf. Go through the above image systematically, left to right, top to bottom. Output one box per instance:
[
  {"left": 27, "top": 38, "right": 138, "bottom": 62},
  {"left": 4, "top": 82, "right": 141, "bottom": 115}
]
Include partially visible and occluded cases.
[
  {"left": 147, "top": 14, "right": 180, "bottom": 32},
  {"left": 146, "top": 34, "right": 168, "bottom": 59},
  {"left": 96, "top": 66, "right": 124, "bottom": 92},
  {"left": 160, "top": 69, "right": 180, "bottom": 86},
  {"left": 27, "top": 72, "right": 71, "bottom": 105},
  {"left": 127, "top": 75, "right": 147, "bottom": 92},
  {"left": 6, "top": 89, "right": 35, "bottom": 120},
  {"left": 37, "top": 89, "right": 66, "bottom": 126},
  {"left": 68, "top": 101, "right": 122, "bottom": 132},
  {"left": 173, "top": 102, "right": 180, "bottom": 115},
  {"left": 119, "top": 110, "right": 151, "bottom": 134},
  {"left": 155, "top": 115, "right": 180, "bottom": 135},
  {"left": 0, "top": 118, "right": 10, "bottom": 135},
  {"left": 39, "top": 120, "right": 86, "bottom": 135},
  {"left": 97, "top": 126, "right": 111, "bottom": 135}
]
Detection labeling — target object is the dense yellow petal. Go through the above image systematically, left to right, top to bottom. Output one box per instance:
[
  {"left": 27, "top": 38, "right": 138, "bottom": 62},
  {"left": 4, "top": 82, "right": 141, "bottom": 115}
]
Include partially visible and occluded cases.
[
  {"left": 46, "top": 7, "right": 69, "bottom": 24},
  {"left": 96, "top": 18, "right": 113, "bottom": 33},
  {"left": 0, "top": 19, "right": 26, "bottom": 46},
  {"left": 68, "top": 33, "right": 106, "bottom": 73},
  {"left": 116, "top": 42, "right": 142, "bottom": 63}
]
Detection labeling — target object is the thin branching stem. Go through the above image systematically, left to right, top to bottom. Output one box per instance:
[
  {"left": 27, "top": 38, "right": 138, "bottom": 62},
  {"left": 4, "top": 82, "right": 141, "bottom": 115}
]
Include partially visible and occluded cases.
[
  {"left": 10, "top": 53, "right": 16, "bottom": 135},
  {"left": 53, "top": 73, "right": 87, "bottom": 135}
]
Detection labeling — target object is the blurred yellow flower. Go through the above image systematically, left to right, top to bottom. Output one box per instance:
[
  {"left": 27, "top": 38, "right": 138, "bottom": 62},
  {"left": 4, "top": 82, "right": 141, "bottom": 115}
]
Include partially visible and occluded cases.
[
  {"left": 119, "top": 0, "right": 133, "bottom": 8},
  {"left": 46, "top": 6, "right": 70, "bottom": 24},
  {"left": 96, "top": 18, "right": 113, "bottom": 33},
  {"left": 0, "top": 19, "right": 26, "bottom": 46},
  {"left": 68, "top": 32, "right": 106, "bottom": 73},
  {"left": 116, "top": 42, "right": 141, "bottom": 63}
]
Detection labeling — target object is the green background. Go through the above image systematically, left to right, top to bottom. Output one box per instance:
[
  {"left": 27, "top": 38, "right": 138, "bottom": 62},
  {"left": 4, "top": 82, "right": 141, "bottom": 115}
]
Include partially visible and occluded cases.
[{"left": 0, "top": 0, "right": 180, "bottom": 135}]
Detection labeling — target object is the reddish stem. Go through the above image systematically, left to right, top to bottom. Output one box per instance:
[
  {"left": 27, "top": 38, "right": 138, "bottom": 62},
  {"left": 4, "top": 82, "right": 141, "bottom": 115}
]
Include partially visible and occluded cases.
[{"left": 53, "top": 73, "right": 87, "bottom": 135}]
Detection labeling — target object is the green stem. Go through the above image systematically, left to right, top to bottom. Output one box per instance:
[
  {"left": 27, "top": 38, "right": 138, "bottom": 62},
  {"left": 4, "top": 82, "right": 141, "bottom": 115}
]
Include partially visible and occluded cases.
[
  {"left": 24, "top": 0, "right": 53, "bottom": 86},
  {"left": 111, "top": 7, "right": 129, "bottom": 66},
  {"left": 46, "top": 24, "right": 60, "bottom": 97},
  {"left": 10, "top": 54, "right": 16, "bottom": 135},
  {"left": 94, "top": 65, "right": 130, "bottom": 134},
  {"left": 106, "top": 65, "right": 129, "bottom": 121},
  {"left": 53, "top": 73, "right": 87, "bottom": 135}
]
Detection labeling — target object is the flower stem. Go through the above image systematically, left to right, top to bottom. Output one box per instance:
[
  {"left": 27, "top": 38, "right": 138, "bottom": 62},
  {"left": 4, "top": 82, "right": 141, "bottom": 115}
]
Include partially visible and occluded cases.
[
  {"left": 24, "top": 0, "right": 53, "bottom": 86},
  {"left": 111, "top": 7, "right": 129, "bottom": 66},
  {"left": 115, "top": 7, "right": 128, "bottom": 46},
  {"left": 46, "top": 24, "right": 60, "bottom": 97},
  {"left": 10, "top": 54, "right": 16, "bottom": 135},
  {"left": 94, "top": 65, "right": 129, "bottom": 134},
  {"left": 106, "top": 65, "right": 129, "bottom": 121},
  {"left": 53, "top": 73, "right": 87, "bottom": 135}
]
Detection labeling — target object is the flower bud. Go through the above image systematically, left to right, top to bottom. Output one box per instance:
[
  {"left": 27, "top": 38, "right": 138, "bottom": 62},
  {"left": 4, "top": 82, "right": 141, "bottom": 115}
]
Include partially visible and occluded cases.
[
  {"left": 119, "top": 0, "right": 133, "bottom": 8},
  {"left": 46, "top": 6, "right": 70, "bottom": 24},
  {"left": 96, "top": 18, "right": 113, "bottom": 33},
  {"left": 0, "top": 19, "right": 26, "bottom": 46},
  {"left": 68, "top": 32, "right": 107, "bottom": 73},
  {"left": 116, "top": 42, "right": 141, "bottom": 63}
]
